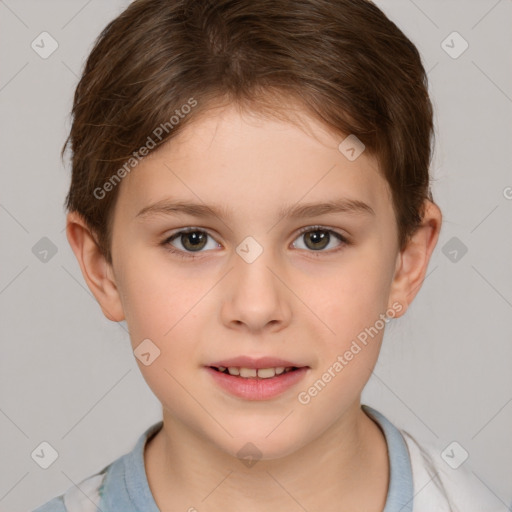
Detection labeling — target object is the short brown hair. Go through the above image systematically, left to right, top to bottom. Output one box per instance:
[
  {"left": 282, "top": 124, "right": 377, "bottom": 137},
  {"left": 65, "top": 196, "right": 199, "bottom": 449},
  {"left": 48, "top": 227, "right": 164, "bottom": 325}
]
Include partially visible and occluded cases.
[{"left": 63, "top": 0, "right": 435, "bottom": 265}]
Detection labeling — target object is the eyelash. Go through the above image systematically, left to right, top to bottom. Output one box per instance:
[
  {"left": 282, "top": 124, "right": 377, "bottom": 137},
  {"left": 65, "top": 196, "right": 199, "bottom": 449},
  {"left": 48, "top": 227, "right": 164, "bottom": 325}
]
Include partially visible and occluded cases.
[{"left": 161, "top": 225, "right": 351, "bottom": 260}]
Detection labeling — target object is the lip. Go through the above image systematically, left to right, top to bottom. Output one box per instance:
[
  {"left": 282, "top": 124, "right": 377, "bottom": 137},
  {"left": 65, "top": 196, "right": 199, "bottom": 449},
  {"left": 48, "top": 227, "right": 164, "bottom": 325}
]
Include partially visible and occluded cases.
[
  {"left": 208, "top": 356, "right": 305, "bottom": 369},
  {"left": 204, "top": 362, "right": 310, "bottom": 401}
]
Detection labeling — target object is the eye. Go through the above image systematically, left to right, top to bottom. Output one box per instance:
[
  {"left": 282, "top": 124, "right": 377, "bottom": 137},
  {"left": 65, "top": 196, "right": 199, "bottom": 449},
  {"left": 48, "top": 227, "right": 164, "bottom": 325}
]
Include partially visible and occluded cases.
[
  {"left": 161, "top": 225, "right": 350, "bottom": 260},
  {"left": 292, "top": 226, "right": 349, "bottom": 254},
  {"left": 162, "top": 228, "right": 220, "bottom": 258}
]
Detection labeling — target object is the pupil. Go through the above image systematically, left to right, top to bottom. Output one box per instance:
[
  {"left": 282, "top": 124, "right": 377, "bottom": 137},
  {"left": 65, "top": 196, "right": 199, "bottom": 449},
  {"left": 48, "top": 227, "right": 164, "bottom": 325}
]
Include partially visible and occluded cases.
[{"left": 306, "top": 230, "right": 329, "bottom": 250}]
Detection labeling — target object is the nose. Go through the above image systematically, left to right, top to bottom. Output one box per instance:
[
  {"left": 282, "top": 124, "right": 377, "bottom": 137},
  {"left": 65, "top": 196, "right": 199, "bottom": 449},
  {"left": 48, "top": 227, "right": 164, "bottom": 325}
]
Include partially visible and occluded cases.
[{"left": 220, "top": 244, "right": 292, "bottom": 334}]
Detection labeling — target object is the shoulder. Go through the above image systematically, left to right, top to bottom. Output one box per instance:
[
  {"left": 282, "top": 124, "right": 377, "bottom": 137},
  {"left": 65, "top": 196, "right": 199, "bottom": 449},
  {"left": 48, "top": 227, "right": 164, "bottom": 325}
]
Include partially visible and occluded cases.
[
  {"left": 31, "top": 421, "right": 163, "bottom": 512},
  {"left": 400, "top": 429, "right": 504, "bottom": 512},
  {"left": 32, "top": 471, "right": 106, "bottom": 512},
  {"left": 32, "top": 495, "right": 67, "bottom": 512}
]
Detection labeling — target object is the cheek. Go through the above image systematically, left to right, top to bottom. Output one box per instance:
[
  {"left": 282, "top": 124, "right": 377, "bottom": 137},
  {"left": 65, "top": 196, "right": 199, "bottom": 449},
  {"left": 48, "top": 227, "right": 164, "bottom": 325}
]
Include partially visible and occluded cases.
[
  {"left": 303, "top": 245, "right": 395, "bottom": 396},
  {"left": 117, "top": 250, "right": 207, "bottom": 340},
  {"left": 317, "top": 251, "right": 394, "bottom": 333},
  {"left": 116, "top": 258, "right": 209, "bottom": 410}
]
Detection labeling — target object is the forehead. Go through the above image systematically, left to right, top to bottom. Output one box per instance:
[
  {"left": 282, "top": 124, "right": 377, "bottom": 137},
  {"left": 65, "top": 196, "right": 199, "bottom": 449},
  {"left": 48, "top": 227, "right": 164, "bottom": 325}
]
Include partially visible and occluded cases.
[{"left": 114, "top": 104, "right": 393, "bottom": 223}]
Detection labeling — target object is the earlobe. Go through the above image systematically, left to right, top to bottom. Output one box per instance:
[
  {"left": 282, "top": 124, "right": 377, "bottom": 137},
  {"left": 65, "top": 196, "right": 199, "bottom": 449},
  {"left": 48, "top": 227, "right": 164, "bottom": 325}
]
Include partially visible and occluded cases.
[
  {"left": 388, "top": 200, "right": 442, "bottom": 317},
  {"left": 65, "top": 212, "right": 125, "bottom": 322}
]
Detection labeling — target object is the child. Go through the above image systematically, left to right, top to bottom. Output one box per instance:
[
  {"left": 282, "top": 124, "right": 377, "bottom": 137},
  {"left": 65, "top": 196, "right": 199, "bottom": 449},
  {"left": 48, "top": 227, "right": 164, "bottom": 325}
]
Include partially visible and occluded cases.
[{"left": 33, "top": 0, "right": 503, "bottom": 510}]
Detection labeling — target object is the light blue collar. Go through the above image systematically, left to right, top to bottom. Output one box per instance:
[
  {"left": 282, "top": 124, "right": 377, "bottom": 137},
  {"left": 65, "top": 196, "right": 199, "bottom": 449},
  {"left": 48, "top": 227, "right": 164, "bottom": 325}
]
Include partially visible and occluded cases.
[{"left": 362, "top": 404, "right": 414, "bottom": 512}]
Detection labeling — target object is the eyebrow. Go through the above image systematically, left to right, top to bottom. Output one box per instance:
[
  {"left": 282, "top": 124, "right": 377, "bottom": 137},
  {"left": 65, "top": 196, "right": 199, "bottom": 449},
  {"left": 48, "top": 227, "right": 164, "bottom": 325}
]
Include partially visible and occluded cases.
[{"left": 135, "top": 197, "right": 375, "bottom": 221}]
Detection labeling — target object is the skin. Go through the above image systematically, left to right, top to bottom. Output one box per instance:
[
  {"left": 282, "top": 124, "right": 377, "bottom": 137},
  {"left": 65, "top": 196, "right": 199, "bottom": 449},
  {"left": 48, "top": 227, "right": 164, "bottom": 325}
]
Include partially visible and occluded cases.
[{"left": 67, "top": 101, "right": 442, "bottom": 511}]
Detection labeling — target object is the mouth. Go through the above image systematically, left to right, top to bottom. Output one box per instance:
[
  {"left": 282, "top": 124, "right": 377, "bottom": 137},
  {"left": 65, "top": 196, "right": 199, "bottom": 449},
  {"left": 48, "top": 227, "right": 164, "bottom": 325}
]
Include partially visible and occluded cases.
[{"left": 204, "top": 357, "right": 310, "bottom": 400}]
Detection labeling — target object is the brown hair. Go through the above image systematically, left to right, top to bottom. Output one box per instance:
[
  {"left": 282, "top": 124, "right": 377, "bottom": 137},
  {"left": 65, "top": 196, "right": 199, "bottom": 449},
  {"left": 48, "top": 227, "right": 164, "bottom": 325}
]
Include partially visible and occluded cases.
[{"left": 63, "top": 0, "right": 435, "bottom": 265}]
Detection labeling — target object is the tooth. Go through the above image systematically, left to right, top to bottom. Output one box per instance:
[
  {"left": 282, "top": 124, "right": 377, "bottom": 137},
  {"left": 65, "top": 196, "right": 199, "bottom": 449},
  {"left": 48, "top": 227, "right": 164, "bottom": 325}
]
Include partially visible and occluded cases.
[
  {"left": 223, "top": 366, "right": 293, "bottom": 378},
  {"left": 239, "top": 367, "right": 257, "bottom": 378},
  {"left": 257, "top": 368, "right": 276, "bottom": 379}
]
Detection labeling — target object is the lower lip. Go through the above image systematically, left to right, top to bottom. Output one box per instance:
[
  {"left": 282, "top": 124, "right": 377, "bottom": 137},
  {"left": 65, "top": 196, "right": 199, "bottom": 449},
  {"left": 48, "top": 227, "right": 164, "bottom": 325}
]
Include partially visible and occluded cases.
[{"left": 205, "top": 367, "right": 309, "bottom": 400}]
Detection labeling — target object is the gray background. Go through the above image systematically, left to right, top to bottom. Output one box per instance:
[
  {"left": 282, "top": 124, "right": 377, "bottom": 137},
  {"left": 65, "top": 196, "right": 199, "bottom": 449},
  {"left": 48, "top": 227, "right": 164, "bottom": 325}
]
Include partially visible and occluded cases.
[{"left": 1, "top": 0, "right": 511, "bottom": 510}]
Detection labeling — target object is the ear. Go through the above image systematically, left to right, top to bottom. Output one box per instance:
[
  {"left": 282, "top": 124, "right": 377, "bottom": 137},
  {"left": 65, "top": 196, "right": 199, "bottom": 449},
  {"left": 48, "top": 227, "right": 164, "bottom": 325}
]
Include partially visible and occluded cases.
[
  {"left": 387, "top": 200, "right": 442, "bottom": 317},
  {"left": 65, "top": 211, "right": 125, "bottom": 322}
]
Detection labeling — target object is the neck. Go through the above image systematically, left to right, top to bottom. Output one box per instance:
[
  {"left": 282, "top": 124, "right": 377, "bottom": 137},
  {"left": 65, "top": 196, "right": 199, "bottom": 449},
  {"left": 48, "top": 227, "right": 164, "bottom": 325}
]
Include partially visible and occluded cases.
[{"left": 144, "top": 402, "right": 389, "bottom": 512}]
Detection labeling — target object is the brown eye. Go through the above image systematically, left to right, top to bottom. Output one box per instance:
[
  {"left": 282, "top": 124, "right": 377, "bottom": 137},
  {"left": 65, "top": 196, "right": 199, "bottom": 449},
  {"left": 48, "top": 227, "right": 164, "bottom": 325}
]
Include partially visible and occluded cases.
[
  {"left": 292, "top": 227, "right": 348, "bottom": 254},
  {"left": 164, "top": 229, "right": 220, "bottom": 255},
  {"left": 303, "top": 229, "right": 330, "bottom": 250},
  {"left": 179, "top": 231, "right": 208, "bottom": 251}
]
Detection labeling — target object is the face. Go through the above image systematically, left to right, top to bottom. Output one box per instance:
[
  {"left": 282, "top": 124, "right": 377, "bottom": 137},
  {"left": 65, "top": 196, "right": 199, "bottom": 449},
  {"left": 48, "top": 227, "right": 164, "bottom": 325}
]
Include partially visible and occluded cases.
[{"left": 108, "top": 103, "right": 403, "bottom": 459}]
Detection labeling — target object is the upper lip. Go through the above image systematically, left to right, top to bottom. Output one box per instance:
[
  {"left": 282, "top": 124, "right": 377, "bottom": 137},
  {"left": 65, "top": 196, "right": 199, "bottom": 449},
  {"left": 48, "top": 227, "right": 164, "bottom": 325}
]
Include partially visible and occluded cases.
[{"left": 207, "top": 356, "right": 308, "bottom": 369}]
